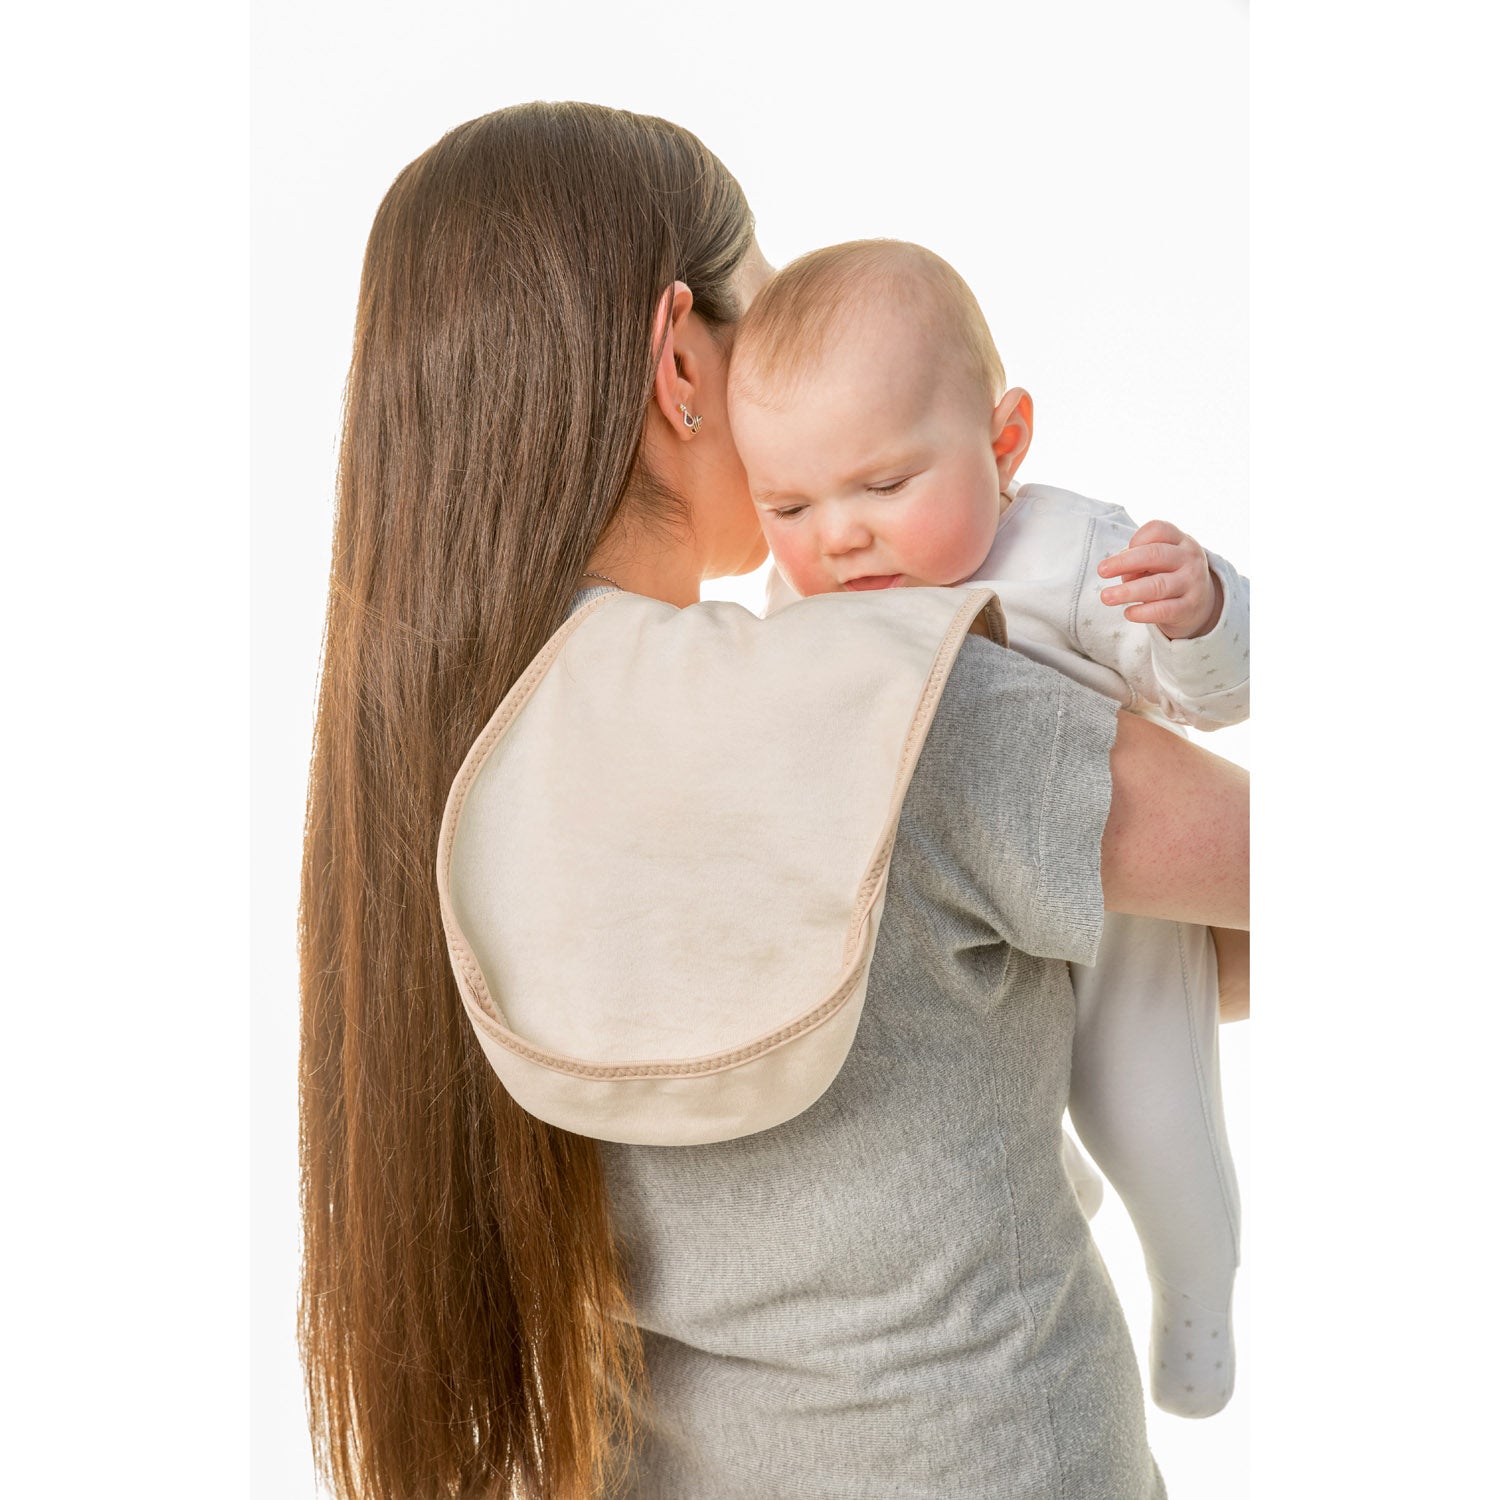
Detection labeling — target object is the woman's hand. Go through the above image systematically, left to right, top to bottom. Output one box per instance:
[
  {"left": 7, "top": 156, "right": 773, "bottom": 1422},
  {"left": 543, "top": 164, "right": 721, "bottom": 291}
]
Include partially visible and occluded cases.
[{"left": 1211, "top": 926, "right": 1250, "bottom": 1023}]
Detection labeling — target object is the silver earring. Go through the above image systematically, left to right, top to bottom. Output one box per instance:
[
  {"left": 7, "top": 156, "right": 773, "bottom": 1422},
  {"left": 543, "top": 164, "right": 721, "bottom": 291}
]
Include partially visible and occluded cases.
[{"left": 677, "top": 403, "right": 703, "bottom": 433}]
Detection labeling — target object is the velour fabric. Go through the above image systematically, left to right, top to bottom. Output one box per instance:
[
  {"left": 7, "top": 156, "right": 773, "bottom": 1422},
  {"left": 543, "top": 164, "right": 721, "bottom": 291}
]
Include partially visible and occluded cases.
[{"left": 436, "top": 585, "right": 1004, "bottom": 1145}]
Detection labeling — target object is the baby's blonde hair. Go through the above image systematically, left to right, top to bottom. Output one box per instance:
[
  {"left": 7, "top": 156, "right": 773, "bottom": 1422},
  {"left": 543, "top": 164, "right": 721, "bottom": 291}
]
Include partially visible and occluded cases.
[{"left": 730, "top": 239, "right": 1006, "bottom": 411}]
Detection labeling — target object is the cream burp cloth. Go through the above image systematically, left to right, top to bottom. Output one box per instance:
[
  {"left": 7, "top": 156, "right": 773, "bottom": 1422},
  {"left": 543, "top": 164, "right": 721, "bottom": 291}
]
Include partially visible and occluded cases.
[{"left": 436, "top": 586, "right": 1004, "bottom": 1145}]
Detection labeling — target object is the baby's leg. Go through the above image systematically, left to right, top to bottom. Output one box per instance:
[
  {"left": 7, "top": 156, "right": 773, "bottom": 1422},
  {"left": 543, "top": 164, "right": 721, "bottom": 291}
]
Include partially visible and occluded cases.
[{"left": 1070, "top": 915, "right": 1240, "bottom": 1418}]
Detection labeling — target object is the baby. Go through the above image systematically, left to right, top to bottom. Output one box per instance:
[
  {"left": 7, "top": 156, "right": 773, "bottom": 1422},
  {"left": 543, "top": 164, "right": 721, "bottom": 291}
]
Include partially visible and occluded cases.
[{"left": 726, "top": 240, "right": 1249, "bottom": 1420}]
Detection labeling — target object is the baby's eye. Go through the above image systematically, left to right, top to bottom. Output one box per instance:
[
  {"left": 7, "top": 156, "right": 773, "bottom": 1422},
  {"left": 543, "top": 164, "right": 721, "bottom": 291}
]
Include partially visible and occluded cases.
[
  {"left": 868, "top": 477, "right": 910, "bottom": 496},
  {"left": 772, "top": 505, "right": 806, "bottom": 520}
]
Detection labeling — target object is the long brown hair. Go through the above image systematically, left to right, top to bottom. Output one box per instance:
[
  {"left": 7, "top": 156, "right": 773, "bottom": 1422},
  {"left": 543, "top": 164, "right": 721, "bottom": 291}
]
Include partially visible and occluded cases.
[{"left": 298, "top": 102, "right": 755, "bottom": 1499}]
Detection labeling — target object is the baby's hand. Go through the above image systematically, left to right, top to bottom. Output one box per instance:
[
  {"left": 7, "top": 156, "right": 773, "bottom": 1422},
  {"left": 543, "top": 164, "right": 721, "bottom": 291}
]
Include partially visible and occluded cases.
[{"left": 1098, "top": 520, "right": 1224, "bottom": 640}]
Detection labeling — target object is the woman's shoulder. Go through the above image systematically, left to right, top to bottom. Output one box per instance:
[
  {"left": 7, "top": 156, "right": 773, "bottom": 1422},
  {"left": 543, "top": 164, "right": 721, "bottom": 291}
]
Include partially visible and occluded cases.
[
  {"left": 934, "top": 629, "right": 1120, "bottom": 736},
  {"left": 923, "top": 630, "right": 1120, "bottom": 812},
  {"left": 901, "top": 631, "right": 1118, "bottom": 967}
]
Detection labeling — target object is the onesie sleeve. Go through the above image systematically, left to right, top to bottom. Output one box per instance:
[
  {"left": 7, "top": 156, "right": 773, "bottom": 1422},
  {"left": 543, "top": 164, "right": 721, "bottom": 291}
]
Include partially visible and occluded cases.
[
  {"left": 1070, "top": 508, "right": 1250, "bottom": 730},
  {"left": 910, "top": 634, "right": 1120, "bottom": 966}
]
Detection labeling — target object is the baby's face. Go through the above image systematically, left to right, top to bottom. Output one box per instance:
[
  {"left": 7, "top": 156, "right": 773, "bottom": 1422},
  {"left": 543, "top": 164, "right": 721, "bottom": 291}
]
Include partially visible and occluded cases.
[{"left": 729, "top": 304, "right": 1006, "bottom": 596}]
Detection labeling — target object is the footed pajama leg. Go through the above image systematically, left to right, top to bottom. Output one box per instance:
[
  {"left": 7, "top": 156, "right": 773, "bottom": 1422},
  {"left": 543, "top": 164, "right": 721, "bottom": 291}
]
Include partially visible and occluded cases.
[{"left": 1069, "top": 914, "right": 1241, "bottom": 1418}]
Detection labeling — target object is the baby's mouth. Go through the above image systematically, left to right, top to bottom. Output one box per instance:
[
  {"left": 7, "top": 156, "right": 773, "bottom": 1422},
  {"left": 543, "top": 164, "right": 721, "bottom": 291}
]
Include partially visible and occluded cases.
[{"left": 842, "top": 574, "right": 903, "bottom": 591}]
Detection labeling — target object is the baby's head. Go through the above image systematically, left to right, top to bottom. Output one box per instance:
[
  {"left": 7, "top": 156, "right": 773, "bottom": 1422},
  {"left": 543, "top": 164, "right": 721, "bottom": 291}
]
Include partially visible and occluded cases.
[{"left": 727, "top": 240, "right": 1032, "bottom": 596}]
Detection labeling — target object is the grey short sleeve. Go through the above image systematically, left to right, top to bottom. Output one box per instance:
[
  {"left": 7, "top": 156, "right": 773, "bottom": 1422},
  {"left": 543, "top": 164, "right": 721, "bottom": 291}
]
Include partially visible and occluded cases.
[{"left": 911, "top": 632, "right": 1120, "bottom": 966}]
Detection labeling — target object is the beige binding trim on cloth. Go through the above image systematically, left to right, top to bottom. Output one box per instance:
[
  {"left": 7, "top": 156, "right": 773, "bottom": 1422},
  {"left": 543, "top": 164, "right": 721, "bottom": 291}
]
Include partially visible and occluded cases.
[{"left": 436, "top": 585, "right": 1006, "bottom": 1146}]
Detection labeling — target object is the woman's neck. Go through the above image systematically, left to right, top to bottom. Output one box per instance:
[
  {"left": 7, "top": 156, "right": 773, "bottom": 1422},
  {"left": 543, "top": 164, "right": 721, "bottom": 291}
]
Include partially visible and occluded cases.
[{"left": 580, "top": 546, "right": 703, "bottom": 609}]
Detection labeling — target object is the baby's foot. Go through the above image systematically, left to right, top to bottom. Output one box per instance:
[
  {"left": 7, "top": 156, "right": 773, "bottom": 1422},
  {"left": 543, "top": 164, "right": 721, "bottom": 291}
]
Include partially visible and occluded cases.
[{"left": 1148, "top": 1277, "right": 1234, "bottom": 1418}]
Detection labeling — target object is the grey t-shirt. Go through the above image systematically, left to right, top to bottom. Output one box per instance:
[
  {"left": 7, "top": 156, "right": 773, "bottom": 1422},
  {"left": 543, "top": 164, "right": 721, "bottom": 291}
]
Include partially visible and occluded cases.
[{"left": 575, "top": 592, "right": 1161, "bottom": 1498}]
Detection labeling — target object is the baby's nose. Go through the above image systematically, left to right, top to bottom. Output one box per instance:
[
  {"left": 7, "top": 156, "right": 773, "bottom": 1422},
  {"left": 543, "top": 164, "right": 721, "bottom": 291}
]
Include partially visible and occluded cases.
[{"left": 821, "top": 509, "right": 873, "bottom": 554}]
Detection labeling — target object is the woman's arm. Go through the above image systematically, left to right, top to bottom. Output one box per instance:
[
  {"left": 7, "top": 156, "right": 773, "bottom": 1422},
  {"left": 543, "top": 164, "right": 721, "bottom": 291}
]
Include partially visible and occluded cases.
[{"left": 1100, "top": 710, "right": 1249, "bottom": 931}]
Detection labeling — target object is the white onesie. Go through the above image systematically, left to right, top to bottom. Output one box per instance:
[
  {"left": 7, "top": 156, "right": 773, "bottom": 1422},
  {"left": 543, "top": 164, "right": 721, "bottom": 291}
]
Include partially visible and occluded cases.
[{"left": 763, "top": 481, "right": 1250, "bottom": 1419}]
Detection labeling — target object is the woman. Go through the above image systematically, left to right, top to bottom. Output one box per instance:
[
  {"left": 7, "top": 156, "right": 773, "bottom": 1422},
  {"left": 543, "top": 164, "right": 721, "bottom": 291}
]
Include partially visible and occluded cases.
[{"left": 299, "top": 101, "right": 1247, "bottom": 1499}]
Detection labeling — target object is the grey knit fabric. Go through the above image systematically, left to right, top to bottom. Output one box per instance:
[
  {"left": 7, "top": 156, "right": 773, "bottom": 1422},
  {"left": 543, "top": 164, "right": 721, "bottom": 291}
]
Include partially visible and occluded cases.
[{"left": 570, "top": 595, "right": 1163, "bottom": 1498}]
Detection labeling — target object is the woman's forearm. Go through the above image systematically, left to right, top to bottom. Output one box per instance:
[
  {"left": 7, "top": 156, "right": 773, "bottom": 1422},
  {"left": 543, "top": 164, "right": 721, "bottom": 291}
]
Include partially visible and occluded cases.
[{"left": 1100, "top": 710, "right": 1249, "bottom": 931}]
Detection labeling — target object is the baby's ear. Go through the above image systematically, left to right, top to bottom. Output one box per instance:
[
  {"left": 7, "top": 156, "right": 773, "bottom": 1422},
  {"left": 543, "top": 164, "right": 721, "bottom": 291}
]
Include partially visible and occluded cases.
[{"left": 991, "top": 386, "right": 1034, "bottom": 485}]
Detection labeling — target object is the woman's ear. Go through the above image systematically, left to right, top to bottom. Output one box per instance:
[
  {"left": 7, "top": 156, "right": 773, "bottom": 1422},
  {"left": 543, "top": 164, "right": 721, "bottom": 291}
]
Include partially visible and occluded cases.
[
  {"left": 650, "top": 280, "right": 702, "bottom": 439},
  {"left": 990, "top": 386, "right": 1034, "bottom": 485}
]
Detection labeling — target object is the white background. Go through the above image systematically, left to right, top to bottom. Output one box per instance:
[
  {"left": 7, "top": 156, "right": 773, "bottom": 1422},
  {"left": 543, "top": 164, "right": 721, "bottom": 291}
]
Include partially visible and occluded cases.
[{"left": 6, "top": 3, "right": 1495, "bottom": 1498}]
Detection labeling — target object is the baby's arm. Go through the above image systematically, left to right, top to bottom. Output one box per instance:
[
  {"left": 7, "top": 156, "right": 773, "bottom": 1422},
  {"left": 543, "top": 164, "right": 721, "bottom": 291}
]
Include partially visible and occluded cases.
[{"left": 1076, "top": 510, "right": 1249, "bottom": 730}]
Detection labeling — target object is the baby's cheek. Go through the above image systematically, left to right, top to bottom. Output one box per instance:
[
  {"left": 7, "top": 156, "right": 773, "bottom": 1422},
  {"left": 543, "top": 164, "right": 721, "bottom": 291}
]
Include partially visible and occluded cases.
[
  {"left": 903, "top": 507, "right": 988, "bottom": 584},
  {"left": 769, "top": 535, "right": 832, "bottom": 597}
]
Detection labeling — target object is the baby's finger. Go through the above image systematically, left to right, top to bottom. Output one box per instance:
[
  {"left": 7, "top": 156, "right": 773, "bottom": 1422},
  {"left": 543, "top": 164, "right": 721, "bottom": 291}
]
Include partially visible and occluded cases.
[
  {"left": 1127, "top": 518, "right": 1185, "bottom": 549},
  {"left": 1099, "top": 542, "right": 1184, "bottom": 583},
  {"left": 1099, "top": 570, "right": 1183, "bottom": 608},
  {"left": 1122, "top": 599, "right": 1192, "bottom": 627}
]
